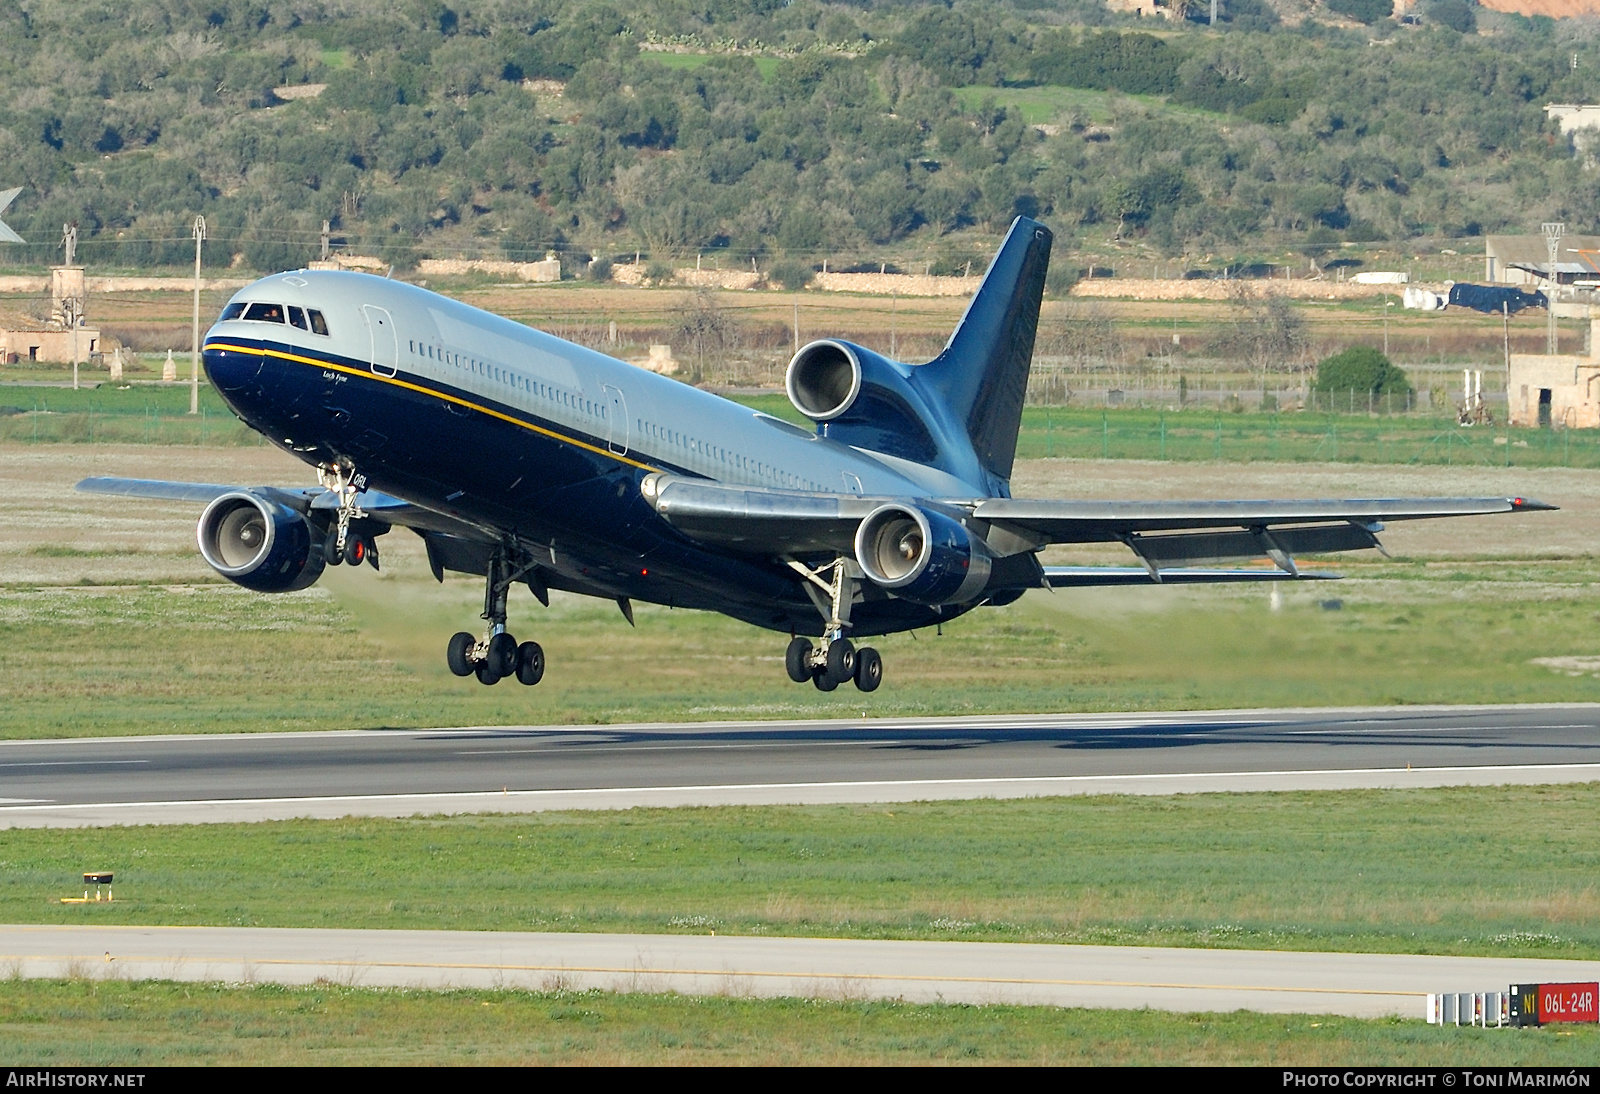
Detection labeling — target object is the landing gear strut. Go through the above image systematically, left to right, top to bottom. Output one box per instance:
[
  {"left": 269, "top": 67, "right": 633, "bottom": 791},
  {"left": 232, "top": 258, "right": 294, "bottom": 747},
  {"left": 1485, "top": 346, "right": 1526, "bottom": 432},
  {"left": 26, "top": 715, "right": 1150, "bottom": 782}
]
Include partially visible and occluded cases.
[
  {"left": 318, "top": 461, "right": 380, "bottom": 570},
  {"left": 446, "top": 550, "right": 545, "bottom": 687},
  {"left": 783, "top": 557, "right": 882, "bottom": 693}
]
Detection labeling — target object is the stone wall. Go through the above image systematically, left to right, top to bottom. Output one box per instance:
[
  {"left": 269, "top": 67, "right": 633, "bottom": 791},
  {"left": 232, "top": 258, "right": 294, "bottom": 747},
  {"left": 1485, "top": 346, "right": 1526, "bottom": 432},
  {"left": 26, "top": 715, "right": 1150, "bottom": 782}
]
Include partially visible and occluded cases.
[
  {"left": 415, "top": 257, "right": 561, "bottom": 282},
  {"left": 0, "top": 276, "right": 253, "bottom": 293},
  {"left": 1068, "top": 278, "right": 1425, "bottom": 302}
]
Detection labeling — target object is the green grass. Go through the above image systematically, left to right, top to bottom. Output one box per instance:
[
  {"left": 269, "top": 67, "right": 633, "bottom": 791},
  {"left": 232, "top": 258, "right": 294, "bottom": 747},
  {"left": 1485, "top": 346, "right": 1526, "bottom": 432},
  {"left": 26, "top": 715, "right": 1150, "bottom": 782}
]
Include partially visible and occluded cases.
[
  {"left": 641, "top": 52, "right": 780, "bottom": 80},
  {"left": 951, "top": 84, "right": 1221, "bottom": 127},
  {"left": 0, "top": 384, "right": 257, "bottom": 446},
  {"left": 4, "top": 554, "right": 1600, "bottom": 738},
  {"left": 7, "top": 786, "right": 1600, "bottom": 957},
  {"left": 1, "top": 979, "right": 1591, "bottom": 1065}
]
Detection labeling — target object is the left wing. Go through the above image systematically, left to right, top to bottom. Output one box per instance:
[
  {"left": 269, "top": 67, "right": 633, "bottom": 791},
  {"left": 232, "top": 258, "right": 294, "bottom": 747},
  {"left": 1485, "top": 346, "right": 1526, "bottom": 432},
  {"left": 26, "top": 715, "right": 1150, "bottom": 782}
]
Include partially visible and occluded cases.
[{"left": 642, "top": 474, "right": 1553, "bottom": 578}]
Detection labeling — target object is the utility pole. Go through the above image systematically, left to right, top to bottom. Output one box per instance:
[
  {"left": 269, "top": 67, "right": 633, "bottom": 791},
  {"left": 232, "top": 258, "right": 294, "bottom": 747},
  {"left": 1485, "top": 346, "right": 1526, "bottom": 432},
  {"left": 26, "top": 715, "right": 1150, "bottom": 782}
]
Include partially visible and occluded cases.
[
  {"left": 1211, "top": 0, "right": 1218, "bottom": 25},
  {"left": 190, "top": 215, "right": 205, "bottom": 415},
  {"left": 320, "top": 220, "right": 331, "bottom": 261},
  {"left": 1543, "top": 221, "right": 1564, "bottom": 355},
  {"left": 63, "top": 223, "right": 80, "bottom": 391}
]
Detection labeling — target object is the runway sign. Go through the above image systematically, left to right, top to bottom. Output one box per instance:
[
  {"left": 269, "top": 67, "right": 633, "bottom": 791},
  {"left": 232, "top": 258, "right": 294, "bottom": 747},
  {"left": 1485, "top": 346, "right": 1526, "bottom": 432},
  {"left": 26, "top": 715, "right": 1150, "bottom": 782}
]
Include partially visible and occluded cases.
[{"left": 1538, "top": 982, "right": 1599, "bottom": 1024}]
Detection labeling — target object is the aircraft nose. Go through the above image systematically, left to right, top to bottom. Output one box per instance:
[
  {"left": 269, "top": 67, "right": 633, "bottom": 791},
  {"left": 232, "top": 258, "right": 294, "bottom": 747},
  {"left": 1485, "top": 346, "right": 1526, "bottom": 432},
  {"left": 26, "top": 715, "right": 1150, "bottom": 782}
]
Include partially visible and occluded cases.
[{"left": 203, "top": 338, "right": 264, "bottom": 394}]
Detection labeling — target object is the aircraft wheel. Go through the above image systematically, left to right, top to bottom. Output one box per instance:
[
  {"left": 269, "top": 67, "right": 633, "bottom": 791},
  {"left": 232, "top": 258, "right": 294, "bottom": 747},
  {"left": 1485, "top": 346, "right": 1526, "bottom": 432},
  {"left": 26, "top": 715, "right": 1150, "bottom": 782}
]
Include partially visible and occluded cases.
[
  {"left": 323, "top": 530, "right": 343, "bottom": 565},
  {"left": 343, "top": 535, "right": 368, "bottom": 567},
  {"left": 446, "top": 632, "right": 476, "bottom": 677},
  {"left": 487, "top": 632, "right": 519, "bottom": 678},
  {"left": 785, "top": 637, "right": 813, "bottom": 683},
  {"left": 825, "top": 638, "right": 855, "bottom": 686},
  {"left": 515, "top": 641, "right": 545, "bottom": 686},
  {"left": 853, "top": 647, "right": 882, "bottom": 693},
  {"left": 475, "top": 665, "right": 501, "bottom": 686},
  {"left": 812, "top": 670, "right": 838, "bottom": 692}
]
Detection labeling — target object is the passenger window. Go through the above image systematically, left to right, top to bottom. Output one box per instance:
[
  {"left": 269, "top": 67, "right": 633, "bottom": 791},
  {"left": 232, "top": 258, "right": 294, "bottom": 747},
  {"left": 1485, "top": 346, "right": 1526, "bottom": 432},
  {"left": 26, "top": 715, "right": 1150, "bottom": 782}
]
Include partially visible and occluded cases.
[
  {"left": 219, "top": 302, "right": 245, "bottom": 321},
  {"left": 242, "top": 302, "right": 285, "bottom": 323},
  {"left": 287, "top": 306, "right": 308, "bottom": 330},
  {"left": 307, "top": 309, "right": 329, "bottom": 336}
]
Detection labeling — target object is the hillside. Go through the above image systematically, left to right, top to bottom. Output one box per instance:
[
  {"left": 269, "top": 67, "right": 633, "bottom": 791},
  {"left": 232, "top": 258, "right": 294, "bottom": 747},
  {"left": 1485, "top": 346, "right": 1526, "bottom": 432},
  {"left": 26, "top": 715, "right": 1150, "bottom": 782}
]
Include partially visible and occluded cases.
[{"left": 0, "top": 0, "right": 1598, "bottom": 278}]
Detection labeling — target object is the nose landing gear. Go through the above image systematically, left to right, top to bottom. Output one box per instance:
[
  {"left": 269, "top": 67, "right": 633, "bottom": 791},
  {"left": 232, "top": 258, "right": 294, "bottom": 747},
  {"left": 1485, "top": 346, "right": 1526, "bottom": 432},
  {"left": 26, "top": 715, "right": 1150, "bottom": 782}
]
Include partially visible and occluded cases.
[
  {"left": 446, "top": 550, "right": 546, "bottom": 686},
  {"left": 783, "top": 557, "right": 882, "bottom": 692}
]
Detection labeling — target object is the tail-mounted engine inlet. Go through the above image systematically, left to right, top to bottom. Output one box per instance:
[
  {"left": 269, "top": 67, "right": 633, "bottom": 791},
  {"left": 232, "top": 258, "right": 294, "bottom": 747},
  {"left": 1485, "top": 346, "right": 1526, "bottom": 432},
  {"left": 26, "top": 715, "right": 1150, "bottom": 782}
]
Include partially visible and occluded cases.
[{"left": 786, "top": 340, "right": 862, "bottom": 422}]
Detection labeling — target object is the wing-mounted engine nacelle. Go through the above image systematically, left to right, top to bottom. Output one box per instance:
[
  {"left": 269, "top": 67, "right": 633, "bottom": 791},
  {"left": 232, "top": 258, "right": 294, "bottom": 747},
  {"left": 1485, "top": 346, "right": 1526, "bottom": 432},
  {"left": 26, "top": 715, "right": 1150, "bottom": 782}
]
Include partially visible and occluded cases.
[
  {"left": 197, "top": 491, "right": 326, "bottom": 593},
  {"left": 855, "top": 504, "right": 991, "bottom": 606}
]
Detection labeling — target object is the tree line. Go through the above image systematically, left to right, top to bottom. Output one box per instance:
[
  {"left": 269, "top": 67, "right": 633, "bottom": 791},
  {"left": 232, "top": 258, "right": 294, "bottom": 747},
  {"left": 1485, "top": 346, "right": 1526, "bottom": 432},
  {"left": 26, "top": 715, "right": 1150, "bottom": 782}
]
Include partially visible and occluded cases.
[{"left": 0, "top": 0, "right": 1597, "bottom": 275}]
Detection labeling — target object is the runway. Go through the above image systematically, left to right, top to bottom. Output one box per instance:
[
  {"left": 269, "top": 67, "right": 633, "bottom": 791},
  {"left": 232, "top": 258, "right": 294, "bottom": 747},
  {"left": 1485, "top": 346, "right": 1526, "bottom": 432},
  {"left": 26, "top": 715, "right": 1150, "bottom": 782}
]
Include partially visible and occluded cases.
[
  {"left": 2, "top": 703, "right": 1598, "bottom": 827},
  {"left": 6, "top": 924, "right": 1599, "bottom": 1017}
]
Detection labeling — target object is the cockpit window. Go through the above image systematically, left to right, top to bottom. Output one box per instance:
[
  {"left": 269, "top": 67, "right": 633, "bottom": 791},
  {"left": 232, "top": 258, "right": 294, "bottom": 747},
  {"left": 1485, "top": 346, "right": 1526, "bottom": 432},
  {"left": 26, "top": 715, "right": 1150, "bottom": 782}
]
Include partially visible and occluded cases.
[
  {"left": 219, "top": 302, "right": 245, "bottom": 321},
  {"left": 242, "top": 302, "right": 285, "bottom": 323},
  {"left": 287, "top": 305, "right": 308, "bottom": 330},
  {"left": 307, "top": 309, "right": 329, "bottom": 336}
]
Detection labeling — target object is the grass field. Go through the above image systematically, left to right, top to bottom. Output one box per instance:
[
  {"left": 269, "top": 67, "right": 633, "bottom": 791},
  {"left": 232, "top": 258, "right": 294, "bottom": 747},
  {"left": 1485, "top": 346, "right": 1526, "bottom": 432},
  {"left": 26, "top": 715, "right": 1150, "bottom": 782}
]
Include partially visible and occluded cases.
[
  {"left": 3, "top": 442, "right": 1598, "bottom": 736},
  {"left": 6, "top": 787, "right": 1600, "bottom": 959},
  {"left": 3, "top": 979, "right": 1593, "bottom": 1065}
]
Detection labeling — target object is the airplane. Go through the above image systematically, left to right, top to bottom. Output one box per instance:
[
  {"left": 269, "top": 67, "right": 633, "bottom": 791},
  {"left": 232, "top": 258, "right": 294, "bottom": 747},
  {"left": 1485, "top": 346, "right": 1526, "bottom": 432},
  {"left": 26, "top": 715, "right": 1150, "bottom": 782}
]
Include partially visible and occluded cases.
[{"left": 79, "top": 217, "right": 1551, "bottom": 692}]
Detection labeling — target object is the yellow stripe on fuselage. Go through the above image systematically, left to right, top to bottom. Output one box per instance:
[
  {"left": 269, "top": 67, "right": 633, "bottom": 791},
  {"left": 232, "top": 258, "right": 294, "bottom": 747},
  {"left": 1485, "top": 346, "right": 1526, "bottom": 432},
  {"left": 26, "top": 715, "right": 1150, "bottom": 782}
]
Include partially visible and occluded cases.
[{"left": 204, "top": 341, "right": 661, "bottom": 473}]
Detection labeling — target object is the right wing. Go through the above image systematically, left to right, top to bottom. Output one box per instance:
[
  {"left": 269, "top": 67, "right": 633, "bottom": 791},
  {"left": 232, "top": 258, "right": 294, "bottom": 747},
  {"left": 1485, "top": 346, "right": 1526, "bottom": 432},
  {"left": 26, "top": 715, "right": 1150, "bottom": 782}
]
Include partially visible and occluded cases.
[{"left": 75, "top": 476, "right": 495, "bottom": 540}]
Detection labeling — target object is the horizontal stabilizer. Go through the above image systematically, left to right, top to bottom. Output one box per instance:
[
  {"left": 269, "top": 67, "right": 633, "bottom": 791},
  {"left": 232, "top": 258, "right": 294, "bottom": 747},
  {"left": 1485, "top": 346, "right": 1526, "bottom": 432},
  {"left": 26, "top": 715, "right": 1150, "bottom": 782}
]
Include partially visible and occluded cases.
[{"left": 1044, "top": 566, "right": 1339, "bottom": 588}]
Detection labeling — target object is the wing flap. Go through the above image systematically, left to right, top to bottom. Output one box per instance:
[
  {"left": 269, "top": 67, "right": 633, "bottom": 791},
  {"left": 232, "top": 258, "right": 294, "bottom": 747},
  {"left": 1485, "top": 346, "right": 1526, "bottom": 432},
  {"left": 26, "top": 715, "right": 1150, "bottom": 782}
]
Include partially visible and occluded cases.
[{"left": 977, "top": 496, "right": 1552, "bottom": 542}]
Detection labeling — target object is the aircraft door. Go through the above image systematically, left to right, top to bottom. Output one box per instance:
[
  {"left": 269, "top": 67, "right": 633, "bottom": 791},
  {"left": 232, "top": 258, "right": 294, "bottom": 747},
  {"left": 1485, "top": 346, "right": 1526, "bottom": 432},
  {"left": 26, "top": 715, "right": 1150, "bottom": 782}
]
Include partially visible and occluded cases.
[
  {"left": 362, "top": 305, "right": 398, "bottom": 378},
  {"left": 602, "top": 384, "right": 629, "bottom": 455}
]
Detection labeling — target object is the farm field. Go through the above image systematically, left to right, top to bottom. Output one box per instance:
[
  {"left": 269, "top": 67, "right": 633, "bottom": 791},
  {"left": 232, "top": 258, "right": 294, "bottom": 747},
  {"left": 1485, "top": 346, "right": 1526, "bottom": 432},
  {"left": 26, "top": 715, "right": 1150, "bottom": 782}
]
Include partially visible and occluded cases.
[
  {"left": 5, "top": 786, "right": 1600, "bottom": 960},
  {"left": 1, "top": 978, "right": 1593, "bottom": 1066}
]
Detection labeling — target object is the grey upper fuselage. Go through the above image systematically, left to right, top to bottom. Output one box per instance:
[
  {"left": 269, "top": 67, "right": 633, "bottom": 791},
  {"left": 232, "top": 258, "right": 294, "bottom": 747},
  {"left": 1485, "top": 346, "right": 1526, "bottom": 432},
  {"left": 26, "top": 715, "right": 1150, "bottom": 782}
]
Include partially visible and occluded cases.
[{"left": 207, "top": 270, "right": 978, "bottom": 501}]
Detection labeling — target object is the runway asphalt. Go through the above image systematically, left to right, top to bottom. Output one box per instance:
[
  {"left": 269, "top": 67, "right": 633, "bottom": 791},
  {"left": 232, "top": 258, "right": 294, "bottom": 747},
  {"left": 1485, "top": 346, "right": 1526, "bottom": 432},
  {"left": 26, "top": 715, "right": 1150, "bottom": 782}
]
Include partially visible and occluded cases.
[
  {"left": 2, "top": 703, "right": 1598, "bottom": 826},
  {"left": 6, "top": 924, "right": 1598, "bottom": 1016}
]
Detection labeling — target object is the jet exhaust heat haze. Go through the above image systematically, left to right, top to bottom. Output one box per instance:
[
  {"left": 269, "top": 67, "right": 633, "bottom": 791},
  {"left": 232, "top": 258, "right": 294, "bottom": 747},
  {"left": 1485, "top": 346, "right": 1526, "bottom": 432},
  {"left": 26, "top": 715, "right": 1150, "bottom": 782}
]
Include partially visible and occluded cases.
[{"left": 80, "top": 218, "right": 1552, "bottom": 693}]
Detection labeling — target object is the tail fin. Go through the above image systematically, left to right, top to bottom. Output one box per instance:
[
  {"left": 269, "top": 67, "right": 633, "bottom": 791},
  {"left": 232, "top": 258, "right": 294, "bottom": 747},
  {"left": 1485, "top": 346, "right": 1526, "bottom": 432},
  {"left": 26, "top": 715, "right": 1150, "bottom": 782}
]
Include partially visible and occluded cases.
[{"left": 918, "top": 217, "right": 1052, "bottom": 493}]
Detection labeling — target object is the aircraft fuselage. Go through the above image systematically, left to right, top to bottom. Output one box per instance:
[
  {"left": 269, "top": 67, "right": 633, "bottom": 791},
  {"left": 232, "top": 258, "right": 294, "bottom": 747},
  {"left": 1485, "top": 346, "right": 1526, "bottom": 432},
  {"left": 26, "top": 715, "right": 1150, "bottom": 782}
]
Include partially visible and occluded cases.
[{"left": 202, "top": 270, "right": 977, "bottom": 636}]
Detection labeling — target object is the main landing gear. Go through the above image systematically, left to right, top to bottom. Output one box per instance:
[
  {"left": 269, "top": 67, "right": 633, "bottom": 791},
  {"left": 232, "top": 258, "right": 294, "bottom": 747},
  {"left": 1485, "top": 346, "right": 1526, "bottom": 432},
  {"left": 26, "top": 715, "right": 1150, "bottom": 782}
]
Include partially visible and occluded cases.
[
  {"left": 446, "top": 551, "right": 546, "bottom": 687},
  {"left": 783, "top": 557, "right": 882, "bottom": 693}
]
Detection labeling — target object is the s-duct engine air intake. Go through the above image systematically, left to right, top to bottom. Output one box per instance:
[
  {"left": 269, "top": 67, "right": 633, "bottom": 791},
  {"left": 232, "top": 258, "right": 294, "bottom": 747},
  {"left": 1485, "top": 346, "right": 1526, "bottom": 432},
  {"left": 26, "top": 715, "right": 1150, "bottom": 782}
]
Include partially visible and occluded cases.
[{"left": 786, "top": 340, "right": 862, "bottom": 421}]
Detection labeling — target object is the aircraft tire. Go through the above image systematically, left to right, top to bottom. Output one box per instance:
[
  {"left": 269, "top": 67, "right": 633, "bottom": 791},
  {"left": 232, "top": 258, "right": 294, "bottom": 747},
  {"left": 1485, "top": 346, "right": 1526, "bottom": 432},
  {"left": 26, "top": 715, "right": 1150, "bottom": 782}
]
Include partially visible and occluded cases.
[
  {"left": 323, "top": 530, "right": 343, "bottom": 565},
  {"left": 343, "top": 536, "right": 367, "bottom": 567},
  {"left": 446, "top": 631, "right": 476, "bottom": 677},
  {"left": 487, "top": 632, "right": 519, "bottom": 678},
  {"left": 785, "top": 637, "right": 813, "bottom": 683},
  {"left": 825, "top": 639, "right": 855, "bottom": 686},
  {"left": 515, "top": 641, "right": 545, "bottom": 686},
  {"left": 853, "top": 647, "right": 882, "bottom": 692},
  {"left": 475, "top": 664, "right": 501, "bottom": 685},
  {"left": 812, "top": 670, "right": 838, "bottom": 692}
]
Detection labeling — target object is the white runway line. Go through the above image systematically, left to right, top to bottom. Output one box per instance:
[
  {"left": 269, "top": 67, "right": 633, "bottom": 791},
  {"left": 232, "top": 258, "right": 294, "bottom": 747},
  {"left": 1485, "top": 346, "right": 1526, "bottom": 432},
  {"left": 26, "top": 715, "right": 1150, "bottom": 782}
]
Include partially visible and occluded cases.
[
  {"left": 2, "top": 761, "right": 1600, "bottom": 828},
  {"left": 5, "top": 925, "right": 1599, "bottom": 1017}
]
